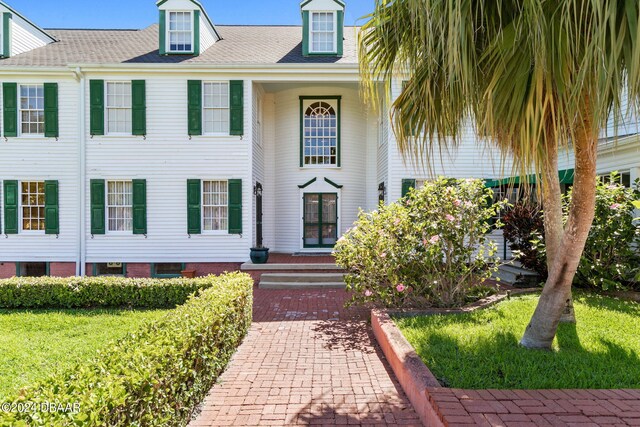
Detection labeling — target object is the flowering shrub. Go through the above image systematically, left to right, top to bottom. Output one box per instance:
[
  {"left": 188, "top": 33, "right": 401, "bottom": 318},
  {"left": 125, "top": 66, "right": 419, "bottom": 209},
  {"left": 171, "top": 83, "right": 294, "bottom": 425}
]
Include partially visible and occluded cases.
[
  {"left": 572, "top": 175, "right": 640, "bottom": 290},
  {"left": 334, "top": 177, "right": 504, "bottom": 308}
]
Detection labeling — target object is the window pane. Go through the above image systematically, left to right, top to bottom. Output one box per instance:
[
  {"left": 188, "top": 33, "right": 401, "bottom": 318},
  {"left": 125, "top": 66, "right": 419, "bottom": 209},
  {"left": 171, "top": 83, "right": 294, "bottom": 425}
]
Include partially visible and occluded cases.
[
  {"left": 19, "top": 85, "right": 45, "bottom": 135},
  {"left": 303, "top": 102, "right": 337, "bottom": 166},
  {"left": 107, "top": 180, "right": 133, "bottom": 232},
  {"left": 202, "top": 180, "right": 228, "bottom": 231},
  {"left": 20, "top": 181, "right": 45, "bottom": 231}
]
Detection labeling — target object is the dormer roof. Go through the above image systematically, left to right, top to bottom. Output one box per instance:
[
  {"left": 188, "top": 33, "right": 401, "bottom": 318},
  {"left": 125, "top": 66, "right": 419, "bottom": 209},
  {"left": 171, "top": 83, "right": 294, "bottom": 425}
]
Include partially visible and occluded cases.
[
  {"left": 156, "top": 0, "right": 221, "bottom": 42},
  {"left": 300, "top": 0, "right": 345, "bottom": 8},
  {"left": 0, "top": 1, "right": 55, "bottom": 58}
]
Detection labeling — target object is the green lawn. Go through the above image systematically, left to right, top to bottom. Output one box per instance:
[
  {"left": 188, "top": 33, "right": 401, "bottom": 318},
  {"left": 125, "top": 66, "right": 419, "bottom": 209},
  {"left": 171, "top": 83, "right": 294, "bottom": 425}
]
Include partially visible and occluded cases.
[
  {"left": 395, "top": 293, "right": 640, "bottom": 389},
  {"left": 0, "top": 308, "right": 170, "bottom": 399}
]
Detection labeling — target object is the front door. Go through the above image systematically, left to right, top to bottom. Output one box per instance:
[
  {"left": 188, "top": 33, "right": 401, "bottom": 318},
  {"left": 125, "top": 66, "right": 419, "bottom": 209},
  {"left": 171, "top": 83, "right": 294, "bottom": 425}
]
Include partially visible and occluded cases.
[{"left": 303, "top": 193, "right": 338, "bottom": 248}]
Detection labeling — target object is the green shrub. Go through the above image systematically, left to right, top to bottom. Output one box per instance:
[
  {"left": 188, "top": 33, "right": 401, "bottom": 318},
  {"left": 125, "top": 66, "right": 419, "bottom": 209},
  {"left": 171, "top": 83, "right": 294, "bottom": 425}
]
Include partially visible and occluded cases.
[
  {"left": 501, "top": 173, "right": 640, "bottom": 291},
  {"left": 572, "top": 176, "right": 640, "bottom": 290},
  {"left": 334, "top": 177, "right": 504, "bottom": 308},
  {"left": 1, "top": 272, "right": 253, "bottom": 427},
  {"left": 0, "top": 276, "right": 231, "bottom": 309}
]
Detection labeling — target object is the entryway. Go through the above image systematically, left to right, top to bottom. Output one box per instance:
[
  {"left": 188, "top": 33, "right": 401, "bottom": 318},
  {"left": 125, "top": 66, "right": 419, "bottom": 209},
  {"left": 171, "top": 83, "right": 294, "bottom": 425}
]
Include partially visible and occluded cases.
[{"left": 303, "top": 193, "right": 338, "bottom": 248}]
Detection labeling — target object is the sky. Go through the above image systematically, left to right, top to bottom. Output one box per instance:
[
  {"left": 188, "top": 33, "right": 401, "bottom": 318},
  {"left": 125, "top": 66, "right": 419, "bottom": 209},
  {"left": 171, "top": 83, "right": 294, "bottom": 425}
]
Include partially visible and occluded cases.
[{"left": 7, "top": 0, "right": 374, "bottom": 29}]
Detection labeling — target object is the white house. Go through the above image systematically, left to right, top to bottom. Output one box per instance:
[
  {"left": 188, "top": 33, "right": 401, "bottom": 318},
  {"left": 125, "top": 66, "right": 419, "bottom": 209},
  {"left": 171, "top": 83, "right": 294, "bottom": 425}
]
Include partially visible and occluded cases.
[{"left": 0, "top": 0, "right": 638, "bottom": 278}]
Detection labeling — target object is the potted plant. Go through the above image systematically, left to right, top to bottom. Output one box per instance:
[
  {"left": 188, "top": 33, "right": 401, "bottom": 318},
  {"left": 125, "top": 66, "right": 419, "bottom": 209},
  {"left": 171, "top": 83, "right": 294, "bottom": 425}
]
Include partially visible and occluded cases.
[{"left": 250, "top": 246, "right": 270, "bottom": 264}]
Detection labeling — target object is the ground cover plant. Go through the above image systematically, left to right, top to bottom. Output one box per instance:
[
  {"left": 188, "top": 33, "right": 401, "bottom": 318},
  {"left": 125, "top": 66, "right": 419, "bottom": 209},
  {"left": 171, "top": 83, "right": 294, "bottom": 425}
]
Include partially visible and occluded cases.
[
  {"left": 335, "top": 177, "right": 504, "bottom": 308},
  {"left": 395, "top": 293, "right": 640, "bottom": 389},
  {"left": 0, "top": 308, "right": 169, "bottom": 400}
]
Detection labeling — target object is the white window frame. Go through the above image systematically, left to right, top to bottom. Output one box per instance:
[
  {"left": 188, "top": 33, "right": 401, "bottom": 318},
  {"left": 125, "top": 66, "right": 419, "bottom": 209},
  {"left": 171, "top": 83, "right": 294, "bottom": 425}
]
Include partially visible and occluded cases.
[
  {"left": 167, "top": 10, "right": 194, "bottom": 54},
  {"left": 309, "top": 11, "right": 337, "bottom": 54},
  {"left": 0, "top": 13, "right": 4, "bottom": 57},
  {"left": 105, "top": 81, "right": 132, "bottom": 136},
  {"left": 202, "top": 81, "right": 230, "bottom": 136},
  {"left": 18, "top": 84, "right": 45, "bottom": 137},
  {"left": 302, "top": 99, "right": 339, "bottom": 168},
  {"left": 201, "top": 179, "right": 228, "bottom": 234},
  {"left": 19, "top": 180, "right": 46, "bottom": 234},
  {"left": 106, "top": 180, "right": 133, "bottom": 234}
]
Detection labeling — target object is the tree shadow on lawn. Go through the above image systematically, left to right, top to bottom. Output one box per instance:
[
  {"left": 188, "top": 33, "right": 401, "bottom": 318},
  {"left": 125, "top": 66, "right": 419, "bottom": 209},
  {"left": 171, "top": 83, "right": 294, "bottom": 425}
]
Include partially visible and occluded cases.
[
  {"left": 573, "top": 292, "right": 640, "bottom": 315},
  {"left": 415, "top": 328, "right": 640, "bottom": 389}
]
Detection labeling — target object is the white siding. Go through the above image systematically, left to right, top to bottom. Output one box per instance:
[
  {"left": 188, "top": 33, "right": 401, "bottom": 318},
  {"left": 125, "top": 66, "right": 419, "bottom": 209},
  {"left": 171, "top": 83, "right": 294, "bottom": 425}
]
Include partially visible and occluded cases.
[
  {"left": 0, "top": 6, "right": 53, "bottom": 57},
  {"left": 199, "top": 12, "right": 217, "bottom": 51},
  {"left": 83, "top": 75, "right": 251, "bottom": 263},
  {"left": 0, "top": 76, "right": 79, "bottom": 262},
  {"left": 387, "top": 79, "right": 506, "bottom": 201},
  {"left": 267, "top": 85, "right": 369, "bottom": 252},
  {"left": 262, "top": 93, "right": 277, "bottom": 250},
  {"left": 376, "top": 99, "right": 388, "bottom": 204}
]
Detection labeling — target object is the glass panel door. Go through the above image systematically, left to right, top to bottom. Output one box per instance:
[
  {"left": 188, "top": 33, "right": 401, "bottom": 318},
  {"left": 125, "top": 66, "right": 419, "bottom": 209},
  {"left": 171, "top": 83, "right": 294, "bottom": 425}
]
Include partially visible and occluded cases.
[{"left": 303, "top": 193, "right": 338, "bottom": 248}]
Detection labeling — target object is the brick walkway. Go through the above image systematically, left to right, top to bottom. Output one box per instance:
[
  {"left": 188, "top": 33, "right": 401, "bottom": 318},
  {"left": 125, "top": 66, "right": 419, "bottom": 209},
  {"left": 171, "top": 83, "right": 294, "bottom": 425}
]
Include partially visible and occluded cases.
[
  {"left": 189, "top": 287, "right": 421, "bottom": 426},
  {"left": 427, "top": 387, "right": 640, "bottom": 426}
]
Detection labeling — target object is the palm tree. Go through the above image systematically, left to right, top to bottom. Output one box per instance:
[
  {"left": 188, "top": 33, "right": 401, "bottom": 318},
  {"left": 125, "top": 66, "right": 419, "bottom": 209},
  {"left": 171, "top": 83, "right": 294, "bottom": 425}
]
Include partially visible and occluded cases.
[{"left": 359, "top": 0, "right": 640, "bottom": 349}]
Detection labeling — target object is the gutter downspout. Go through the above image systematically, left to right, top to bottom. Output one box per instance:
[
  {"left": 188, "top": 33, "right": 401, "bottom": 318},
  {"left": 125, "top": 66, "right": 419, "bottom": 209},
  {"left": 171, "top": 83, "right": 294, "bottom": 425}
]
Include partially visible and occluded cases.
[{"left": 74, "top": 67, "right": 87, "bottom": 276}]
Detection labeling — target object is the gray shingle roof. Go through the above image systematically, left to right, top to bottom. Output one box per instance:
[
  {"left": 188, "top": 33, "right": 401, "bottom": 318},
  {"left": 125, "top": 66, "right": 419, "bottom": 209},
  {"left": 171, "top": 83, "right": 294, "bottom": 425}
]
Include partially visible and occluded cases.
[{"left": 0, "top": 24, "right": 359, "bottom": 67}]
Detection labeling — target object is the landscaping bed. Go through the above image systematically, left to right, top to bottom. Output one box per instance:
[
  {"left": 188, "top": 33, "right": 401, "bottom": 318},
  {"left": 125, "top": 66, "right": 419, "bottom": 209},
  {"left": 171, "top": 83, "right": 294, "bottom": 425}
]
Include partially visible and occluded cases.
[
  {"left": 0, "top": 272, "right": 253, "bottom": 427},
  {"left": 394, "top": 293, "right": 640, "bottom": 389},
  {"left": 0, "top": 308, "right": 170, "bottom": 400}
]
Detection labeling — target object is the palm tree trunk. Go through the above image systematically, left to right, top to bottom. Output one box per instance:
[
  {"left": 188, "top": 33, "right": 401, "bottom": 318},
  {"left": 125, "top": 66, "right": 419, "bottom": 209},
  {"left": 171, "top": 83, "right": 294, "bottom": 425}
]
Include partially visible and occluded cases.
[
  {"left": 520, "top": 106, "right": 597, "bottom": 349},
  {"left": 540, "top": 142, "right": 576, "bottom": 323}
]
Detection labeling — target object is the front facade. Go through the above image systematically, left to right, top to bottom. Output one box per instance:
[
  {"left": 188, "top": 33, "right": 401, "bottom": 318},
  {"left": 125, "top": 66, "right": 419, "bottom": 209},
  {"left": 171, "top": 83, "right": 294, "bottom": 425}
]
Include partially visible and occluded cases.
[{"left": 0, "top": 0, "right": 639, "bottom": 278}]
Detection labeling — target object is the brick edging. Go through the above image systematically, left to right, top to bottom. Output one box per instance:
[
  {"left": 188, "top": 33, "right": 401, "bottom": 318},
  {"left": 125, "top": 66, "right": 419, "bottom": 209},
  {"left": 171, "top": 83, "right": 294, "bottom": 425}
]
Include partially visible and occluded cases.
[
  {"left": 370, "top": 289, "right": 540, "bottom": 427},
  {"left": 371, "top": 309, "right": 444, "bottom": 427}
]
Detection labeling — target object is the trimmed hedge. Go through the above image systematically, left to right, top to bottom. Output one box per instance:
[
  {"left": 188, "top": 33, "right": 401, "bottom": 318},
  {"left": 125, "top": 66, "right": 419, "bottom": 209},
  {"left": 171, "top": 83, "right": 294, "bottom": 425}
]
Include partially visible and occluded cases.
[
  {"left": 0, "top": 272, "right": 253, "bottom": 427},
  {"left": 0, "top": 276, "right": 230, "bottom": 309}
]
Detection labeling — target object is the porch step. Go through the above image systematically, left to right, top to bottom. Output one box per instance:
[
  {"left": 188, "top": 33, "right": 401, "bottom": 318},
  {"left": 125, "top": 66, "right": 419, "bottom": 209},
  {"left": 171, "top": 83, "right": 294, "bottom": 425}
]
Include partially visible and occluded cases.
[
  {"left": 241, "top": 262, "right": 343, "bottom": 271},
  {"left": 493, "top": 264, "right": 540, "bottom": 287},
  {"left": 259, "top": 273, "right": 346, "bottom": 289}
]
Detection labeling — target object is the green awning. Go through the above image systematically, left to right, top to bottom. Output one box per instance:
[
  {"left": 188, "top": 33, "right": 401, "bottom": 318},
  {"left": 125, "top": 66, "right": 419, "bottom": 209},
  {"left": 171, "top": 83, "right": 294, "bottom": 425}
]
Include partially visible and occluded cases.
[{"left": 485, "top": 169, "right": 574, "bottom": 187}]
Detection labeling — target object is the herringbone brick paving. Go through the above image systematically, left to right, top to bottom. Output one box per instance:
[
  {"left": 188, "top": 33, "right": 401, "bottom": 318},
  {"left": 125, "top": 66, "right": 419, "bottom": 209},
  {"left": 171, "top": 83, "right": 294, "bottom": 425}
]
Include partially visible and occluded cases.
[{"left": 189, "top": 287, "right": 421, "bottom": 426}]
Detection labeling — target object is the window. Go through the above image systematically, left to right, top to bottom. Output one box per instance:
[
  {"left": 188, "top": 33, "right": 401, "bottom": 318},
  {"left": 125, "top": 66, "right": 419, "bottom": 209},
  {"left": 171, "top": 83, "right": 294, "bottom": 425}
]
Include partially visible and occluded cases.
[
  {"left": 168, "top": 11, "right": 193, "bottom": 52},
  {"left": 310, "top": 12, "right": 335, "bottom": 53},
  {"left": 106, "top": 82, "right": 132, "bottom": 134},
  {"left": 203, "top": 82, "right": 229, "bottom": 134},
  {"left": 19, "top": 84, "right": 44, "bottom": 135},
  {"left": 303, "top": 101, "right": 337, "bottom": 166},
  {"left": 600, "top": 172, "right": 632, "bottom": 188},
  {"left": 415, "top": 179, "right": 427, "bottom": 190},
  {"left": 107, "top": 180, "right": 133, "bottom": 232},
  {"left": 202, "top": 180, "right": 228, "bottom": 231},
  {"left": 20, "top": 181, "right": 45, "bottom": 232},
  {"left": 18, "top": 262, "right": 48, "bottom": 277},
  {"left": 95, "top": 263, "right": 125, "bottom": 276},
  {"left": 153, "top": 263, "right": 184, "bottom": 277}
]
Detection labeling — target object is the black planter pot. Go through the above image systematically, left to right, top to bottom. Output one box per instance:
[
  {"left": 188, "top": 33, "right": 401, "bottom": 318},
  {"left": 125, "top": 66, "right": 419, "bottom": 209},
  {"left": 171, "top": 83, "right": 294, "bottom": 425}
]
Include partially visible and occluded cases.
[{"left": 250, "top": 247, "right": 270, "bottom": 264}]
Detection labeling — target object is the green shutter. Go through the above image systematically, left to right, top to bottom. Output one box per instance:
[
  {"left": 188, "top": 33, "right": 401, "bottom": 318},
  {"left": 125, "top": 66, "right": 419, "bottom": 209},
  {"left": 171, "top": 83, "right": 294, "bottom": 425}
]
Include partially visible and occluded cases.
[
  {"left": 159, "top": 10, "right": 166, "bottom": 55},
  {"left": 193, "top": 10, "right": 200, "bottom": 56},
  {"left": 336, "top": 10, "right": 344, "bottom": 56},
  {"left": 302, "top": 11, "right": 309, "bottom": 56},
  {"left": 2, "top": 13, "right": 11, "bottom": 58},
  {"left": 89, "top": 80, "right": 104, "bottom": 136},
  {"left": 132, "top": 80, "right": 146, "bottom": 136},
  {"left": 187, "top": 80, "right": 202, "bottom": 136},
  {"left": 229, "top": 80, "right": 244, "bottom": 136},
  {"left": 3, "top": 83, "right": 17, "bottom": 137},
  {"left": 44, "top": 83, "right": 59, "bottom": 138},
  {"left": 90, "top": 179, "right": 105, "bottom": 235},
  {"left": 132, "top": 179, "right": 147, "bottom": 235},
  {"left": 187, "top": 179, "right": 201, "bottom": 234},
  {"left": 228, "top": 179, "right": 242, "bottom": 234},
  {"left": 401, "top": 179, "right": 416, "bottom": 198},
  {"left": 3, "top": 180, "right": 18, "bottom": 234},
  {"left": 44, "top": 180, "right": 59, "bottom": 235}
]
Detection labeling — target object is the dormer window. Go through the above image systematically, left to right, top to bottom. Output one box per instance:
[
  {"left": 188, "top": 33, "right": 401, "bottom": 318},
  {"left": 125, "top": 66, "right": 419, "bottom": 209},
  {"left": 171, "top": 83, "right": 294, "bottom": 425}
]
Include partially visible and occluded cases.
[
  {"left": 301, "top": 0, "right": 345, "bottom": 57},
  {"left": 168, "top": 11, "right": 193, "bottom": 53},
  {"left": 310, "top": 12, "right": 336, "bottom": 53}
]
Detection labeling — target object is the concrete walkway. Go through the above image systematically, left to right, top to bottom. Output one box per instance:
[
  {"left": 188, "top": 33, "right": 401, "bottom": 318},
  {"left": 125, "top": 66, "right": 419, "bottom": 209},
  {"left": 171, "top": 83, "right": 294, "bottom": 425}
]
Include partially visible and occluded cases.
[{"left": 189, "top": 287, "right": 421, "bottom": 426}]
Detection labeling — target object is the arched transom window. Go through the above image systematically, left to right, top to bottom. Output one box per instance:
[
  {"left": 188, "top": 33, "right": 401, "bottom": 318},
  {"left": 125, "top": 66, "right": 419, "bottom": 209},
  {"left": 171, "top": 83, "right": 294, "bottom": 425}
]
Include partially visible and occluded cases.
[{"left": 303, "top": 101, "right": 337, "bottom": 166}]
